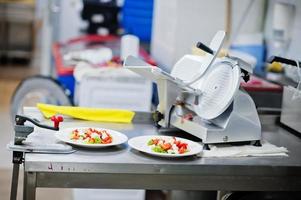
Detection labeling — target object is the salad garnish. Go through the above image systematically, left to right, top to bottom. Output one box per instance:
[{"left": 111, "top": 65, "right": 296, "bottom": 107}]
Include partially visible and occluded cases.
[
  {"left": 70, "top": 128, "right": 112, "bottom": 144},
  {"left": 147, "top": 137, "right": 189, "bottom": 154}
]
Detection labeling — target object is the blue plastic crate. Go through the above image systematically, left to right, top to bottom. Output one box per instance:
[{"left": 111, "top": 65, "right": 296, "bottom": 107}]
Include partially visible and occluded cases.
[
  {"left": 122, "top": 0, "right": 154, "bottom": 42},
  {"left": 123, "top": 0, "right": 153, "bottom": 9},
  {"left": 123, "top": 8, "right": 153, "bottom": 18},
  {"left": 122, "top": 15, "right": 152, "bottom": 41},
  {"left": 57, "top": 75, "right": 75, "bottom": 99}
]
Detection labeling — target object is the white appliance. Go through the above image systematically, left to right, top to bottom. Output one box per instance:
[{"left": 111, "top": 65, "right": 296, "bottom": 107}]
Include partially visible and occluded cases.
[
  {"left": 126, "top": 31, "right": 262, "bottom": 149},
  {"left": 75, "top": 67, "right": 153, "bottom": 112}
]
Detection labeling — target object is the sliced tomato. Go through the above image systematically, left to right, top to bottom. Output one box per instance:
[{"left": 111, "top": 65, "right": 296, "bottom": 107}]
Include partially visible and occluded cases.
[
  {"left": 72, "top": 135, "right": 79, "bottom": 140},
  {"left": 103, "top": 136, "right": 112, "bottom": 143},
  {"left": 103, "top": 137, "right": 112, "bottom": 144},
  {"left": 89, "top": 138, "right": 95, "bottom": 144},
  {"left": 152, "top": 139, "right": 159, "bottom": 145},
  {"left": 175, "top": 141, "right": 181, "bottom": 147},
  {"left": 161, "top": 143, "right": 172, "bottom": 150},
  {"left": 178, "top": 143, "right": 188, "bottom": 149},
  {"left": 179, "top": 146, "right": 186, "bottom": 154}
]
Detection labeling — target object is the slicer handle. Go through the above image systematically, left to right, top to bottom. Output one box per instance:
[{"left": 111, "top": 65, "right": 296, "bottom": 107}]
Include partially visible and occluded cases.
[
  {"left": 196, "top": 42, "right": 214, "bottom": 55},
  {"left": 267, "top": 56, "right": 301, "bottom": 67},
  {"left": 15, "top": 115, "right": 60, "bottom": 131}
]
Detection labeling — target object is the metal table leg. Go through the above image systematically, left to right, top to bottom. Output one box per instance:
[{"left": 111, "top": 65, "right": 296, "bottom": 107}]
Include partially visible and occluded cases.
[
  {"left": 10, "top": 113, "right": 60, "bottom": 200},
  {"left": 10, "top": 151, "right": 24, "bottom": 200},
  {"left": 10, "top": 163, "right": 20, "bottom": 200},
  {"left": 23, "top": 172, "right": 36, "bottom": 200}
]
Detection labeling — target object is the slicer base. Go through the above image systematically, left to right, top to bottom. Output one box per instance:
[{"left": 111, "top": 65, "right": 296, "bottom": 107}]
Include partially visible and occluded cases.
[
  {"left": 168, "top": 91, "right": 262, "bottom": 145},
  {"left": 253, "top": 140, "right": 262, "bottom": 147},
  {"left": 203, "top": 144, "right": 210, "bottom": 150}
]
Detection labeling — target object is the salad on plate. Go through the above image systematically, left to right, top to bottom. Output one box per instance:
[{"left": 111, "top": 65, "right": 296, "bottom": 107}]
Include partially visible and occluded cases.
[
  {"left": 70, "top": 128, "right": 113, "bottom": 144},
  {"left": 128, "top": 135, "right": 202, "bottom": 157},
  {"left": 147, "top": 137, "right": 189, "bottom": 154}
]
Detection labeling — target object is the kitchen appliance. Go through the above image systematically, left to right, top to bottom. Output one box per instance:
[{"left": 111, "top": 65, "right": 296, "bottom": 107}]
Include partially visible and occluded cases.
[
  {"left": 124, "top": 31, "right": 262, "bottom": 149},
  {"left": 268, "top": 56, "right": 301, "bottom": 134}
]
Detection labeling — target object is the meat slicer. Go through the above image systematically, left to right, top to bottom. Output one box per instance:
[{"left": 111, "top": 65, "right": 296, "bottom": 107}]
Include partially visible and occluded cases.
[{"left": 124, "top": 31, "right": 262, "bottom": 149}]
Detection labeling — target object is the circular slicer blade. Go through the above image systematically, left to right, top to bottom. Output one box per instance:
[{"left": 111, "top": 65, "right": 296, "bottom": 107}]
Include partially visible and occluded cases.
[{"left": 194, "top": 61, "right": 240, "bottom": 120}]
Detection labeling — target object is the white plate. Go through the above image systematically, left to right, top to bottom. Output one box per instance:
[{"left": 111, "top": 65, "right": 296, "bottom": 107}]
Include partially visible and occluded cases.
[
  {"left": 55, "top": 127, "right": 128, "bottom": 148},
  {"left": 128, "top": 135, "right": 202, "bottom": 157}
]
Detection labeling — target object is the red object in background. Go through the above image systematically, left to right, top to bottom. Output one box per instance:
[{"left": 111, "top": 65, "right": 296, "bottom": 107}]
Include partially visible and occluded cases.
[
  {"left": 52, "top": 34, "right": 156, "bottom": 76},
  {"left": 241, "top": 75, "right": 283, "bottom": 92},
  {"left": 50, "top": 115, "right": 64, "bottom": 129}
]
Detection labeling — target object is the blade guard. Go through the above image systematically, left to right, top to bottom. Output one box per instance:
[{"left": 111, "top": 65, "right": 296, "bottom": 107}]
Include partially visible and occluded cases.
[{"left": 184, "top": 30, "right": 226, "bottom": 85}]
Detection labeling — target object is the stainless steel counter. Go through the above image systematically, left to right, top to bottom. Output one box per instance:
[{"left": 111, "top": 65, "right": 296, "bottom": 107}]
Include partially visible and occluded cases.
[{"left": 23, "top": 117, "right": 301, "bottom": 200}]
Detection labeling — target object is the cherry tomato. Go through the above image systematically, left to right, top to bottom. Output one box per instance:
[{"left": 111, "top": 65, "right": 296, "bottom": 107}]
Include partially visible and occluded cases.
[
  {"left": 103, "top": 137, "right": 112, "bottom": 144},
  {"left": 89, "top": 138, "right": 95, "bottom": 144},
  {"left": 152, "top": 139, "right": 159, "bottom": 145},
  {"left": 161, "top": 143, "right": 172, "bottom": 150},
  {"left": 178, "top": 143, "right": 188, "bottom": 148},
  {"left": 179, "top": 146, "right": 186, "bottom": 154}
]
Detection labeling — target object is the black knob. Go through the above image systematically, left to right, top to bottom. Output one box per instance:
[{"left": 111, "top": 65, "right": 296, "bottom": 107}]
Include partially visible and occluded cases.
[
  {"left": 196, "top": 42, "right": 214, "bottom": 55},
  {"left": 241, "top": 69, "right": 250, "bottom": 82},
  {"left": 152, "top": 111, "right": 164, "bottom": 127}
]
